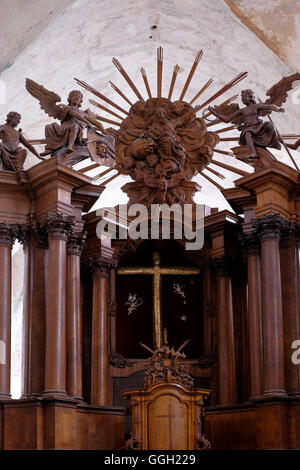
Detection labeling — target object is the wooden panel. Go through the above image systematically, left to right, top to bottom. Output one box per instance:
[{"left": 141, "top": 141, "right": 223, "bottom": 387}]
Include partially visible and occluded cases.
[
  {"left": 148, "top": 395, "right": 187, "bottom": 450},
  {"left": 1, "top": 399, "right": 125, "bottom": 450},
  {"left": 3, "top": 401, "right": 43, "bottom": 449},
  {"left": 256, "top": 402, "right": 289, "bottom": 449},
  {"left": 205, "top": 406, "right": 256, "bottom": 449}
]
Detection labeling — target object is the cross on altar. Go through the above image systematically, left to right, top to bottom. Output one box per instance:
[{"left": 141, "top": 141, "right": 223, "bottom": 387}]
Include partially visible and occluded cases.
[
  {"left": 118, "top": 251, "right": 200, "bottom": 349},
  {"left": 156, "top": 403, "right": 184, "bottom": 449}
]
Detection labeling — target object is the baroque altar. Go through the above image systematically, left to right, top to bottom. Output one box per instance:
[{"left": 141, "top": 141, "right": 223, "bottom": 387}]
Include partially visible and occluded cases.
[{"left": 0, "top": 47, "right": 300, "bottom": 450}]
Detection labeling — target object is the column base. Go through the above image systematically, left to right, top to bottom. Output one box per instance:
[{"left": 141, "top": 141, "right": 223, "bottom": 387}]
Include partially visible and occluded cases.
[
  {"left": 42, "top": 389, "right": 68, "bottom": 399},
  {"left": 260, "top": 389, "right": 288, "bottom": 399},
  {"left": 21, "top": 392, "right": 42, "bottom": 399},
  {"left": 0, "top": 393, "right": 11, "bottom": 400},
  {"left": 249, "top": 395, "right": 262, "bottom": 402},
  {"left": 73, "top": 396, "right": 84, "bottom": 402}
]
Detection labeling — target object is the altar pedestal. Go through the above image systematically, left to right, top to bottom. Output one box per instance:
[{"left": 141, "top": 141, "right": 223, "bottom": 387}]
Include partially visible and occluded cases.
[{"left": 124, "top": 382, "right": 210, "bottom": 450}]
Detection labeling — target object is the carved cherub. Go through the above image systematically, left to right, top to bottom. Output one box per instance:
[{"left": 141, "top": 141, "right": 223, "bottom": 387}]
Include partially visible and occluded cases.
[
  {"left": 208, "top": 73, "right": 300, "bottom": 160},
  {"left": 25, "top": 79, "right": 106, "bottom": 158},
  {"left": 209, "top": 90, "right": 284, "bottom": 160},
  {"left": 0, "top": 111, "right": 43, "bottom": 174}
]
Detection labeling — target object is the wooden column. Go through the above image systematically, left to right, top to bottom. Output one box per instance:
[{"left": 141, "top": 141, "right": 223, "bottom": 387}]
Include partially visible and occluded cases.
[
  {"left": 41, "top": 213, "right": 74, "bottom": 397},
  {"left": 255, "top": 214, "right": 287, "bottom": 398},
  {"left": 0, "top": 223, "right": 15, "bottom": 399},
  {"left": 21, "top": 224, "right": 47, "bottom": 398},
  {"left": 297, "top": 226, "right": 300, "bottom": 394},
  {"left": 280, "top": 229, "right": 300, "bottom": 396},
  {"left": 66, "top": 231, "right": 86, "bottom": 400},
  {"left": 243, "top": 233, "right": 263, "bottom": 400},
  {"left": 212, "top": 257, "right": 236, "bottom": 405},
  {"left": 90, "top": 259, "right": 110, "bottom": 406},
  {"left": 109, "top": 267, "right": 117, "bottom": 355}
]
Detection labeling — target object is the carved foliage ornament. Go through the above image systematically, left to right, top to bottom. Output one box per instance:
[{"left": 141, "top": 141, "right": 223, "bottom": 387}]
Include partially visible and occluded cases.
[
  {"left": 39, "top": 212, "right": 75, "bottom": 240},
  {"left": 252, "top": 214, "right": 291, "bottom": 241},
  {"left": 0, "top": 222, "right": 19, "bottom": 246},
  {"left": 67, "top": 230, "right": 87, "bottom": 255},
  {"left": 239, "top": 232, "right": 261, "bottom": 257},
  {"left": 85, "top": 256, "right": 116, "bottom": 276},
  {"left": 209, "top": 256, "right": 233, "bottom": 277},
  {"left": 140, "top": 329, "right": 194, "bottom": 389},
  {"left": 109, "top": 351, "right": 133, "bottom": 369}
]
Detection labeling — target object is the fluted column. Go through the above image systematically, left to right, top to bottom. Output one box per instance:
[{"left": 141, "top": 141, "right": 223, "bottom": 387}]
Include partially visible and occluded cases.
[
  {"left": 41, "top": 213, "right": 74, "bottom": 397},
  {"left": 254, "top": 214, "right": 288, "bottom": 398},
  {"left": 0, "top": 223, "right": 16, "bottom": 399},
  {"left": 66, "top": 231, "right": 86, "bottom": 400},
  {"left": 242, "top": 233, "right": 263, "bottom": 400},
  {"left": 212, "top": 257, "right": 236, "bottom": 405},
  {"left": 89, "top": 258, "right": 111, "bottom": 406}
]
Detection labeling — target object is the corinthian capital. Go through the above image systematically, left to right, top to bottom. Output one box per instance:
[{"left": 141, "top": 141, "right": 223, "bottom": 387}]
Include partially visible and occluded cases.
[
  {"left": 39, "top": 212, "right": 75, "bottom": 241},
  {"left": 252, "top": 214, "right": 290, "bottom": 242},
  {"left": 0, "top": 222, "right": 18, "bottom": 246},
  {"left": 67, "top": 230, "right": 87, "bottom": 255},
  {"left": 239, "top": 232, "right": 260, "bottom": 257},
  {"left": 85, "top": 256, "right": 116, "bottom": 277},
  {"left": 209, "top": 256, "right": 233, "bottom": 277}
]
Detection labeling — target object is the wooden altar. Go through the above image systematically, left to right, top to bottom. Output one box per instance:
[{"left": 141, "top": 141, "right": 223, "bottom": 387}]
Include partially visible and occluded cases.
[
  {"left": 0, "top": 47, "right": 300, "bottom": 450},
  {"left": 123, "top": 332, "right": 210, "bottom": 450},
  {"left": 125, "top": 382, "right": 209, "bottom": 450}
]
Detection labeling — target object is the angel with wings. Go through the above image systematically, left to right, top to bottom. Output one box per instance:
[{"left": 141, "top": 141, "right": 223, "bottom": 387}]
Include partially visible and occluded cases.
[
  {"left": 208, "top": 73, "right": 300, "bottom": 160},
  {"left": 25, "top": 78, "right": 107, "bottom": 160}
]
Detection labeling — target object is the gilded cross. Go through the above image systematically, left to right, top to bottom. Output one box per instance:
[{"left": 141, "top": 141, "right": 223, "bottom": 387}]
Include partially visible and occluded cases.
[{"left": 118, "top": 252, "right": 199, "bottom": 349}]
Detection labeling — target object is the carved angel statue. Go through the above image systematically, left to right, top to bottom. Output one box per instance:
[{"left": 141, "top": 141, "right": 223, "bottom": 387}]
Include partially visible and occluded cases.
[
  {"left": 208, "top": 73, "right": 300, "bottom": 160},
  {"left": 25, "top": 78, "right": 110, "bottom": 165},
  {"left": 0, "top": 111, "right": 43, "bottom": 174}
]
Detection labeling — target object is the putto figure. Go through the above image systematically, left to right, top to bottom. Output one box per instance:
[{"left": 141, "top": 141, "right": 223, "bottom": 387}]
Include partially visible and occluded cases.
[
  {"left": 208, "top": 74, "right": 300, "bottom": 160},
  {"left": 25, "top": 79, "right": 109, "bottom": 165},
  {"left": 209, "top": 89, "right": 284, "bottom": 160},
  {"left": 0, "top": 111, "right": 43, "bottom": 174}
]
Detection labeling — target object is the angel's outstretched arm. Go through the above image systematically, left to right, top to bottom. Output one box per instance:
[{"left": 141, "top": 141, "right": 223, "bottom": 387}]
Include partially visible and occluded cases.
[
  {"left": 258, "top": 103, "right": 285, "bottom": 113},
  {"left": 208, "top": 106, "right": 242, "bottom": 123},
  {"left": 68, "top": 109, "right": 106, "bottom": 133},
  {"left": 85, "top": 116, "right": 106, "bottom": 133},
  {"left": 19, "top": 133, "right": 44, "bottom": 160},
  {"left": 286, "top": 138, "right": 300, "bottom": 150}
]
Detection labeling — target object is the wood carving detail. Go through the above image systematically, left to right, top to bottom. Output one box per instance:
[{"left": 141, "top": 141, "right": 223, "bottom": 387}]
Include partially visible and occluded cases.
[
  {"left": 209, "top": 73, "right": 300, "bottom": 162},
  {"left": 25, "top": 79, "right": 111, "bottom": 167},
  {"left": 115, "top": 98, "right": 219, "bottom": 204},
  {"left": 0, "top": 111, "right": 43, "bottom": 175},
  {"left": 39, "top": 212, "right": 75, "bottom": 240},
  {"left": 252, "top": 214, "right": 291, "bottom": 241},
  {"left": 0, "top": 222, "right": 19, "bottom": 246},
  {"left": 67, "top": 230, "right": 87, "bottom": 255},
  {"left": 239, "top": 232, "right": 261, "bottom": 256},
  {"left": 140, "top": 329, "right": 194, "bottom": 389},
  {"left": 109, "top": 351, "right": 133, "bottom": 369},
  {"left": 124, "top": 433, "right": 142, "bottom": 450}
]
